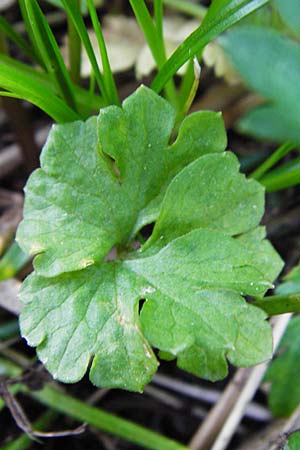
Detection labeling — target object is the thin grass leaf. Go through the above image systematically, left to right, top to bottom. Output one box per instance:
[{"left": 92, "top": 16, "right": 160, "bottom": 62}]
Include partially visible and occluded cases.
[
  {"left": 19, "top": 0, "right": 46, "bottom": 70},
  {"left": 24, "top": 0, "right": 78, "bottom": 112},
  {"left": 61, "top": 0, "right": 109, "bottom": 104},
  {"left": 67, "top": 0, "right": 82, "bottom": 84},
  {"left": 87, "top": 0, "right": 119, "bottom": 105},
  {"left": 129, "top": 0, "right": 177, "bottom": 105},
  {"left": 130, "top": 0, "right": 164, "bottom": 66},
  {"left": 151, "top": 0, "right": 270, "bottom": 93},
  {"left": 154, "top": 0, "right": 163, "bottom": 41},
  {"left": 0, "top": 16, "right": 42, "bottom": 65},
  {"left": 0, "top": 53, "right": 104, "bottom": 118},
  {"left": 0, "top": 55, "right": 80, "bottom": 122},
  {"left": 250, "top": 142, "right": 294, "bottom": 180},
  {"left": 260, "top": 159, "right": 300, "bottom": 191},
  {"left": 26, "top": 385, "right": 190, "bottom": 450}
]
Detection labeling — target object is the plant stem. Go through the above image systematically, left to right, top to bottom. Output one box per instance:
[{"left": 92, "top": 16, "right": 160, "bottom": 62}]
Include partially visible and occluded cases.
[
  {"left": 67, "top": 0, "right": 81, "bottom": 85},
  {"left": 176, "top": 57, "right": 200, "bottom": 125},
  {"left": 250, "top": 142, "right": 294, "bottom": 180},
  {"left": 253, "top": 293, "right": 300, "bottom": 316},
  {"left": 23, "top": 385, "right": 190, "bottom": 450}
]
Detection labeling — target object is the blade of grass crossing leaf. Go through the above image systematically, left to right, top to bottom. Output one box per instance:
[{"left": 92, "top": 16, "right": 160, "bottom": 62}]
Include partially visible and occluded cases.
[
  {"left": 24, "top": 0, "right": 78, "bottom": 113},
  {"left": 61, "top": 0, "right": 109, "bottom": 104},
  {"left": 87, "top": 0, "right": 120, "bottom": 106},
  {"left": 129, "top": 0, "right": 177, "bottom": 106},
  {"left": 151, "top": 0, "right": 270, "bottom": 93},
  {"left": 0, "top": 17, "right": 42, "bottom": 66},
  {"left": 0, "top": 56, "right": 80, "bottom": 122},
  {"left": 250, "top": 142, "right": 294, "bottom": 180},
  {"left": 26, "top": 385, "right": 190, "bottom": 450}
]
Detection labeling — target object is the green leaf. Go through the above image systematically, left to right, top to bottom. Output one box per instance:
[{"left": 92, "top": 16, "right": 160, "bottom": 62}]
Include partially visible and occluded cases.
[
  {"left": 275, "top": 0, "right": 300, "bottom": 36},
  {"left": 221, "top": 26, "right": 300, "bottom": 144},
  {"left": 17, "top": 86, "right": 283, "bottom": 391},
  {"left": 17, "top": 87, "right": 226, "bottom": 276},
  {"left": 238, "top": 105, "right": 300, "bottom": 144},
  {"left": 20, "top": 263, "right": 157, "bottom": 391},
  {"left": 265, "top": 317, "right": 300, "bottom": 416},
  {"left": 284, "top": 433, "right": 300, "bottom": 450}
]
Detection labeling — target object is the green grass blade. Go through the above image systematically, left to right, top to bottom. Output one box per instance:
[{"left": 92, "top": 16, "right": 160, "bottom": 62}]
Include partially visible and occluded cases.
[
  {"left": 19, "top": 0, "right": 46, "bottom": 70},
  {"left": 24, "top": 0, "right": 78, "bottom": 112},
  {"left": 61, "top": 0, "right": 109, "bottom": 103},
  {"left": 67, "top": 0, "right": 82, "bottom": 84},
  {"left": 87, "top": 0, "right": 119, "bottom": 105},
  {"left": 129, "top": 0, "right": 177, "bottom": 105},
  {"left": 129, "top": 0, "right": 164, "bottom": 66},
  {"left": 151, "top": 0, "right": 270, "bottom": 93},
  {"left": 154, "top": 0, "right": 163, "bottom": 41},
  {"left": 0, "top": 16, "right": 42, "bottom": 65},
  {"left": 0, "top": 53, "right": 104, "bottom": 118},
  {"left": 0, "top": 55, "right": 80, "bottom": 122},
  {"left": 250, "top": 142, "right": 294, "bottom": 180},
  {"left": 260, "top": 159, "right": 300, "bottom": 191},
  {"left": 0, "top": 242, "right": 29, "bottom": 282},
  {"left": 26, "top": 385, "right": 189, "bottom": 450}
]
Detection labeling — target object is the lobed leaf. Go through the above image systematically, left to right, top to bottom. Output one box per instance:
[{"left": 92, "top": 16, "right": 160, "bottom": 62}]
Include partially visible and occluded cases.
[{"left": 17, "top": 86, "right": 283, "bottom": 391}]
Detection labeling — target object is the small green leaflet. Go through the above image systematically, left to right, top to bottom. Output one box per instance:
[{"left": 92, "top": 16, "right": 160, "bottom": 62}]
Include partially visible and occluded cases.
[
  {"left": 275, "top": 0, "right": 300, "bottom": 37},
  {"left": 221, "top": 26, "right": 300, "bottom": 144},
  {"left": 17, "top": 86, "right": 283, "bottom": 391}
]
